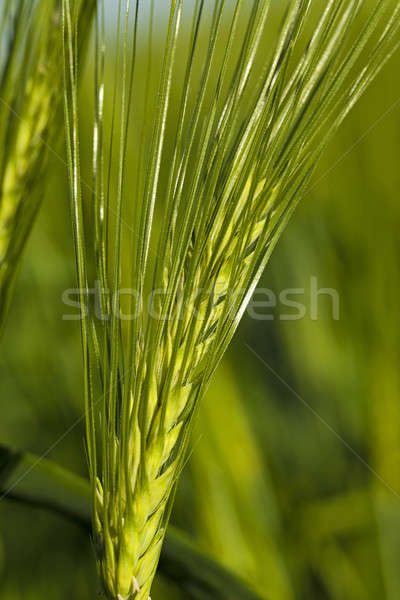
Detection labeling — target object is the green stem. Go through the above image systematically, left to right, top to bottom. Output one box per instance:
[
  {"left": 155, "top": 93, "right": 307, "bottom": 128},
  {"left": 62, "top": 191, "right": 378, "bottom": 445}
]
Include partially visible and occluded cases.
[{"left": 0, "top": 444, "right": 264, "bottom": 600}]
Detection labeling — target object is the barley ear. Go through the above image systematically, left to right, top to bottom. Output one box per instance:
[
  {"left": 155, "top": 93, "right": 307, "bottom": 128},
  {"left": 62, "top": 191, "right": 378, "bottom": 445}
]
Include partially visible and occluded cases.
[
  {"left": 0, "top": 0, "right": 95, "bottom": 330},
  {"left": 62, "top": 2, "right": 400, "bottom": 598}
]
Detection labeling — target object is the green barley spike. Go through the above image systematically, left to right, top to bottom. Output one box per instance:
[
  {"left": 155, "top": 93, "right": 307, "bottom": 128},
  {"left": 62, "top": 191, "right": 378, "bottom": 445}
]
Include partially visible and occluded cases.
[
  {"left": 0, "top": 0, "right": 95, "bottom": 330},
  {"left": 62, "top": 1, "right": 400, "bottom": 598}
]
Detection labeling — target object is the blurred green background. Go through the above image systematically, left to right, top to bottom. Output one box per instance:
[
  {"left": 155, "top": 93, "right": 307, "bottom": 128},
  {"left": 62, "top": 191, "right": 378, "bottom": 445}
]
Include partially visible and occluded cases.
[{"left": 1, "top": 3, "right": 400, "bottom": 599}]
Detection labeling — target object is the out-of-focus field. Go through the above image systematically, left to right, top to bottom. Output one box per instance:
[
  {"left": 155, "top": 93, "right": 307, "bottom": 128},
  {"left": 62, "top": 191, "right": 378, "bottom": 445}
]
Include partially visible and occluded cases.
[{"left": 1, "top": 4, "right": 400, "bottom": 599}]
